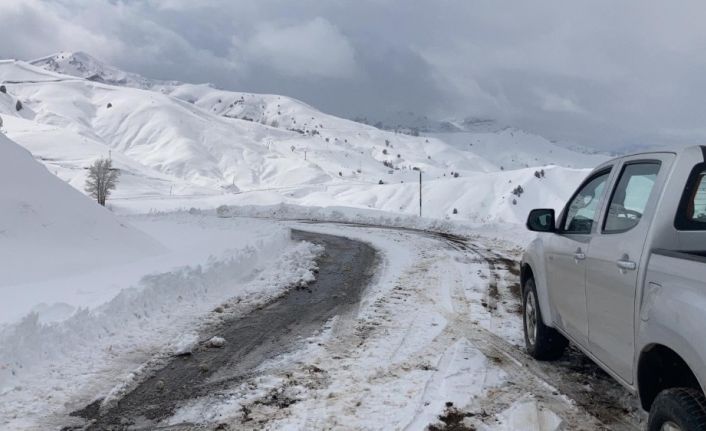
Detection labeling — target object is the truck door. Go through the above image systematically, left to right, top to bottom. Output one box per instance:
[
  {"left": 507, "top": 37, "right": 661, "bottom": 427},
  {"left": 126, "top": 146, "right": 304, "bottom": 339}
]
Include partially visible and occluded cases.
[
  {"left": 586, "top": 157, "right": 668, "bottom": 383},
  {"left": 545, "top": 169, "right": 612, "bottom": 347}
]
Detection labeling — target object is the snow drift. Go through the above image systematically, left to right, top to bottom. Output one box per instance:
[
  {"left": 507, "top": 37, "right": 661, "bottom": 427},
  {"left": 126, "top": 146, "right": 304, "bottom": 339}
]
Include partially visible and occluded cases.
[{"left": 0, "top": 133, "right": 163, "bottom": 287}]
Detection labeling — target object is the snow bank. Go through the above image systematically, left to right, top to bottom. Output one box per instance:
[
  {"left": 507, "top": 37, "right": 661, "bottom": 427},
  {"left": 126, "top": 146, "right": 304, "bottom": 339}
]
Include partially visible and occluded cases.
[
  {"left": 0, "top": 133, "right": 163, "bottom": 287},
  {"left": 214, "top": 202, "right": 535, "bottom": 248},
  {"left": 0, "top": 214, "right": 322, "bottom": 430}
]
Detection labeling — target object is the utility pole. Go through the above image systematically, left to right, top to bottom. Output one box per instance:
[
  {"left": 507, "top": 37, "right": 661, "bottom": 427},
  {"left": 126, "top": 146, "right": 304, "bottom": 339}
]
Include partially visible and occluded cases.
[{"left": 419, "top": 170, "right": 422, "bottom": 217}]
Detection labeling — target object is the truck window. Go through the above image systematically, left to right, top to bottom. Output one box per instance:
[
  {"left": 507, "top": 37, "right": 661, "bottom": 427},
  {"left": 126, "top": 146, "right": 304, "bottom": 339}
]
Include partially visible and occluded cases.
[
  {"left": 603, "top": 162, "right": 660, "bottom": 234},
  {"left": 675, "top": 162, "right": 706, "bottom": 231},
  {"left": 562, "top": 171, "right": 610, "bottom": 234},
  {"left": 688, "top": 171, "right": 706, "bottom": 223}
]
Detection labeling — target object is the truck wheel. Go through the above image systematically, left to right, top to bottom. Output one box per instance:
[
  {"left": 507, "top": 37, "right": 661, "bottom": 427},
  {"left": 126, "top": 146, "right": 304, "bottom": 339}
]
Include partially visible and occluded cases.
[
  {"left": 523, "top": 277, "right": 567, "bottom": 360},
  {"left": 648, "top": 388, "right": 706, "bottom": 431}
]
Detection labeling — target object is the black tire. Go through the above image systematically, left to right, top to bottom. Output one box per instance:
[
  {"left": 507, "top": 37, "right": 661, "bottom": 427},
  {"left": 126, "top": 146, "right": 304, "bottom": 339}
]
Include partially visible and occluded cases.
[
  {"left": 522, "top": 277, "right": 567, "bottom": 360},
  {"left": 648, "top": 388, "right": 706, "bottom": 431}
]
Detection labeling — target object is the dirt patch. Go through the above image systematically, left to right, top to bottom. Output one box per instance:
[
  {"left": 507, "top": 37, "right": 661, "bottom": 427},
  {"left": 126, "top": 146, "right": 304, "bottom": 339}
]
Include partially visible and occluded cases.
[{"left": 427, "top": 403, "right": 477, "bottom": 431}]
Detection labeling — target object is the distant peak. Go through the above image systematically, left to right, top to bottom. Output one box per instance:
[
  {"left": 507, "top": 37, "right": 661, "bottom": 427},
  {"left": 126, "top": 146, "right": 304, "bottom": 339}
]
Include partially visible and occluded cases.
[
  {"left": 29, "top": 51, "right": 179, "bottom": 90},
  {"left": 32, "top": 51, "right": 104, "bottom": 66}
]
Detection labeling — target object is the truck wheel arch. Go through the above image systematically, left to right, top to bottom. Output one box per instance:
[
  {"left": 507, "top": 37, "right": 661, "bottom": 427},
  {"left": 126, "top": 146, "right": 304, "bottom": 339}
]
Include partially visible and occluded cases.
[
  {"left": 520, "top": 261, "right": 554, "bottom": 326},
  {"left": 520, "top": 263, "right": 534, "bottom": 295},
  {"left": 638, "top": 344, "right": 702, "bottom": 411}
]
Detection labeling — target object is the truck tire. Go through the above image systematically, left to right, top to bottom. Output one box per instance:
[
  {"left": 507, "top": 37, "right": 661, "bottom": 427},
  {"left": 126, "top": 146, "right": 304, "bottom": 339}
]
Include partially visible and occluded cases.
[
  {"left": 523, "top": 277, "right": 567, "bottom": 360},
  {"left": 648, "top": 388, "right": 706, "bottom": 431}
]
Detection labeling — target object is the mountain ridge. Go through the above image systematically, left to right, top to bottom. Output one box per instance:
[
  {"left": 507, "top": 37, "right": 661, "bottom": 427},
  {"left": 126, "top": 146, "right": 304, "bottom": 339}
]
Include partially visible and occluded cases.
[{"left": 1, "top": 52, "right": 608, "bottom": 223}]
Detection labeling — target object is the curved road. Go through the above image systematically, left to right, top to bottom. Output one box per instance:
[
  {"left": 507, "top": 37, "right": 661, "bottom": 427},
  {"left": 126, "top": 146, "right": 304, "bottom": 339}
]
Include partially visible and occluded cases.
[
  {"left": 67, "top": 223, "right": 640, "bottom": 430},
  {"left": 70, "top": 230, "right": 377, "bottom": 430}
]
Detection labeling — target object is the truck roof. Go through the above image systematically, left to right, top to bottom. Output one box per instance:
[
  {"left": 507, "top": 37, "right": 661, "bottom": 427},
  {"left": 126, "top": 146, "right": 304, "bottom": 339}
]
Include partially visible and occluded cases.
[{"left": 594, "top": 145, "right": 705, "bottom": 171}]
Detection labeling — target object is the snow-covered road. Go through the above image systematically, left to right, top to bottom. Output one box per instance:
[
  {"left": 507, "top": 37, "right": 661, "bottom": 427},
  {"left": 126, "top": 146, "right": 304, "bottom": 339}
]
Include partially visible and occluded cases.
[{"left": 64, "top": 217, "right": 643, "bottom": 431}]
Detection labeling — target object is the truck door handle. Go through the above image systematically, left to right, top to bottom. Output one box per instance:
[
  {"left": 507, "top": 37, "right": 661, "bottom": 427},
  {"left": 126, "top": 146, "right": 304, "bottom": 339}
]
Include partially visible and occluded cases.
[
  {"left": 574, "top": 249, "right": 586, "bottom": 261},
  {"left": 616, "top": 259, "right": 637, "bottom": 271}
]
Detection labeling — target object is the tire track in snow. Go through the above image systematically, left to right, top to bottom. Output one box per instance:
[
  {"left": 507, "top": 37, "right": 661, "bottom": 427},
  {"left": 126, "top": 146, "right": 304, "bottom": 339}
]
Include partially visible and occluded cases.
[{"left": 428, "top": 231, "right": 643, "bottom": 430}]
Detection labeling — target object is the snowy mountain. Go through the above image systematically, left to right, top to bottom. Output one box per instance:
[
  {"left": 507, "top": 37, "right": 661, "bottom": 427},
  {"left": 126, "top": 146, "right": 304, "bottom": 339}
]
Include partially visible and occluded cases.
[
  {"left": 31, "top": 51, "right": 181, "bottom": 89},
  {"left": 1, "top": 52, "right": 608, "bottom": 223},
  {"left": 430, "top": 129, "right": 607, "bottom": 171}
]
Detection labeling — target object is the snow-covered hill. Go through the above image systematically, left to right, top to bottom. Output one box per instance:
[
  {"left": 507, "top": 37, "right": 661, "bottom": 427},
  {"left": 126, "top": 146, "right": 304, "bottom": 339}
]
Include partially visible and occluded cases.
[
  {"left": 31, "top": 51, "right": 181, "bottom": 89},
  {"left": 0, "top": 52, "right": 607, "bottom": 223},
  {"left": 431, "top": 129, "right": 607, "bottom": 171},
  {"left": 0, "top": 133, "right": 162, "bottom": 287}
]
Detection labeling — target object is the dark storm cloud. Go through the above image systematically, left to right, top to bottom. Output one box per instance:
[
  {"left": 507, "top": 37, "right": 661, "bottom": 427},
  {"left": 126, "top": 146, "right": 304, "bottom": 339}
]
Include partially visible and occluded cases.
[{"left": 2, "top": 0, "right": 706, "bottom": 149}]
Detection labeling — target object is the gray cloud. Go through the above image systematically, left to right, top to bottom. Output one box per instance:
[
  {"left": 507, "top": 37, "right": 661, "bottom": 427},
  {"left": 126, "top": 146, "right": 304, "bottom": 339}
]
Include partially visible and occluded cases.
[{"left": 2, "top": 0, "right": 706, "bottom": 150}]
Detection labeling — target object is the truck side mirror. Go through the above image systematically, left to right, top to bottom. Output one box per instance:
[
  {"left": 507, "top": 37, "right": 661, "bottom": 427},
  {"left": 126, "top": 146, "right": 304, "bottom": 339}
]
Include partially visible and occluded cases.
[{"left": 527, "top": 208, "right": 556, "bottom": 232}]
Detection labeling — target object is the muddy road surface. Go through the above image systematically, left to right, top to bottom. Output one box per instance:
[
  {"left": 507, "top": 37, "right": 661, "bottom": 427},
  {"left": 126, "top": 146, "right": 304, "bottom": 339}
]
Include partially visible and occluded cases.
[
  {"left": 65, "top": 222, "right": 642, "bottom": 430},
  {"left": 69, "top": 230, "right": 377, "bottom": 430}
]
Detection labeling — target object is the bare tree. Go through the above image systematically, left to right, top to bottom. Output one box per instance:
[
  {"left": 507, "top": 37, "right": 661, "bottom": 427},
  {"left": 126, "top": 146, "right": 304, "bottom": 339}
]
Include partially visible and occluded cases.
[{"left": 85, "top": 158, "right": 120, "bottom": 206}]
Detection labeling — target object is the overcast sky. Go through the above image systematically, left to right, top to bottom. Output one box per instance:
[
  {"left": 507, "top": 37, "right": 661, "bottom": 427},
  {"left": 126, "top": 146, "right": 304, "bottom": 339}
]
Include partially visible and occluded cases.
[{"left": 2, "top": 0, "right": 706, "bottom": 150}]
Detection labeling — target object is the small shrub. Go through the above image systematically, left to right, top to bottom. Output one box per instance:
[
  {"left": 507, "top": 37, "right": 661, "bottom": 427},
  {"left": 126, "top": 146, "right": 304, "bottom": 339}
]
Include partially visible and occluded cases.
[
  {"left": 0, "top": 85, "right": 6, "bottom": 93},
  {"left": 15, "top": 100, "right": 22, "bottom": 111},
  {"left": 107, "top": 102, "right": 112, "bottom": 109},
  {"left": 382, "top": 148, "right": 388, "bottom": 155},
  {"left": 339, "top": 171, "right": 342, "bottom": 176},
  {"left": 453, "top": 172, "right": 460, "bottom": 178},
  {"left": 378, "top": 179, "right": 384, "bottom": 185},
  {"left": 216, "top": 205, "right": 230, "bottom": 217},
  {"left": 452, "top": 208, "right": 458, "bottom": 215}
]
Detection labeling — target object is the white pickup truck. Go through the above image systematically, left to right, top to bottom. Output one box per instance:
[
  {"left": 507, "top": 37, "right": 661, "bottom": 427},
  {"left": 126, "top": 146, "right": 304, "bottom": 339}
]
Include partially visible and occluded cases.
[{"left": 521, "top": 146, "right": 706, "bottom": 430}]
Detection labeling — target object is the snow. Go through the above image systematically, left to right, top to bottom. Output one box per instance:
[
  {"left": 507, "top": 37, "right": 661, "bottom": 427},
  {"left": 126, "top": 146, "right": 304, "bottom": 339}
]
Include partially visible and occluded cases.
[
  {"left": 0, "top": 51, "right": 626, "bottom": 429},
  {"left": 31, "top": 51, "right": 181, "bottom": 90},
  {"left": 1, "top": 53, "right": 606, "bottom": 227},
  {"left": 430, "top": 129, "right": 607, "bottom": 171},
  {"left": 0, "top": 132, "right": 162, "bottom": 288},
  {"left": 0, "top": 214, "right": 323, "bottom": 430},
  {"left": 160, "top": 221, "right": 599, "bottom": 430},
  {"left": 170, "top": 332, "right": 200, "bottom": 356},
  {"left": 206, "top": 336, "right": 227, "bottom": 348},
  {"left": 494, "top": 397, "right": 564, "bottom": 431}
]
